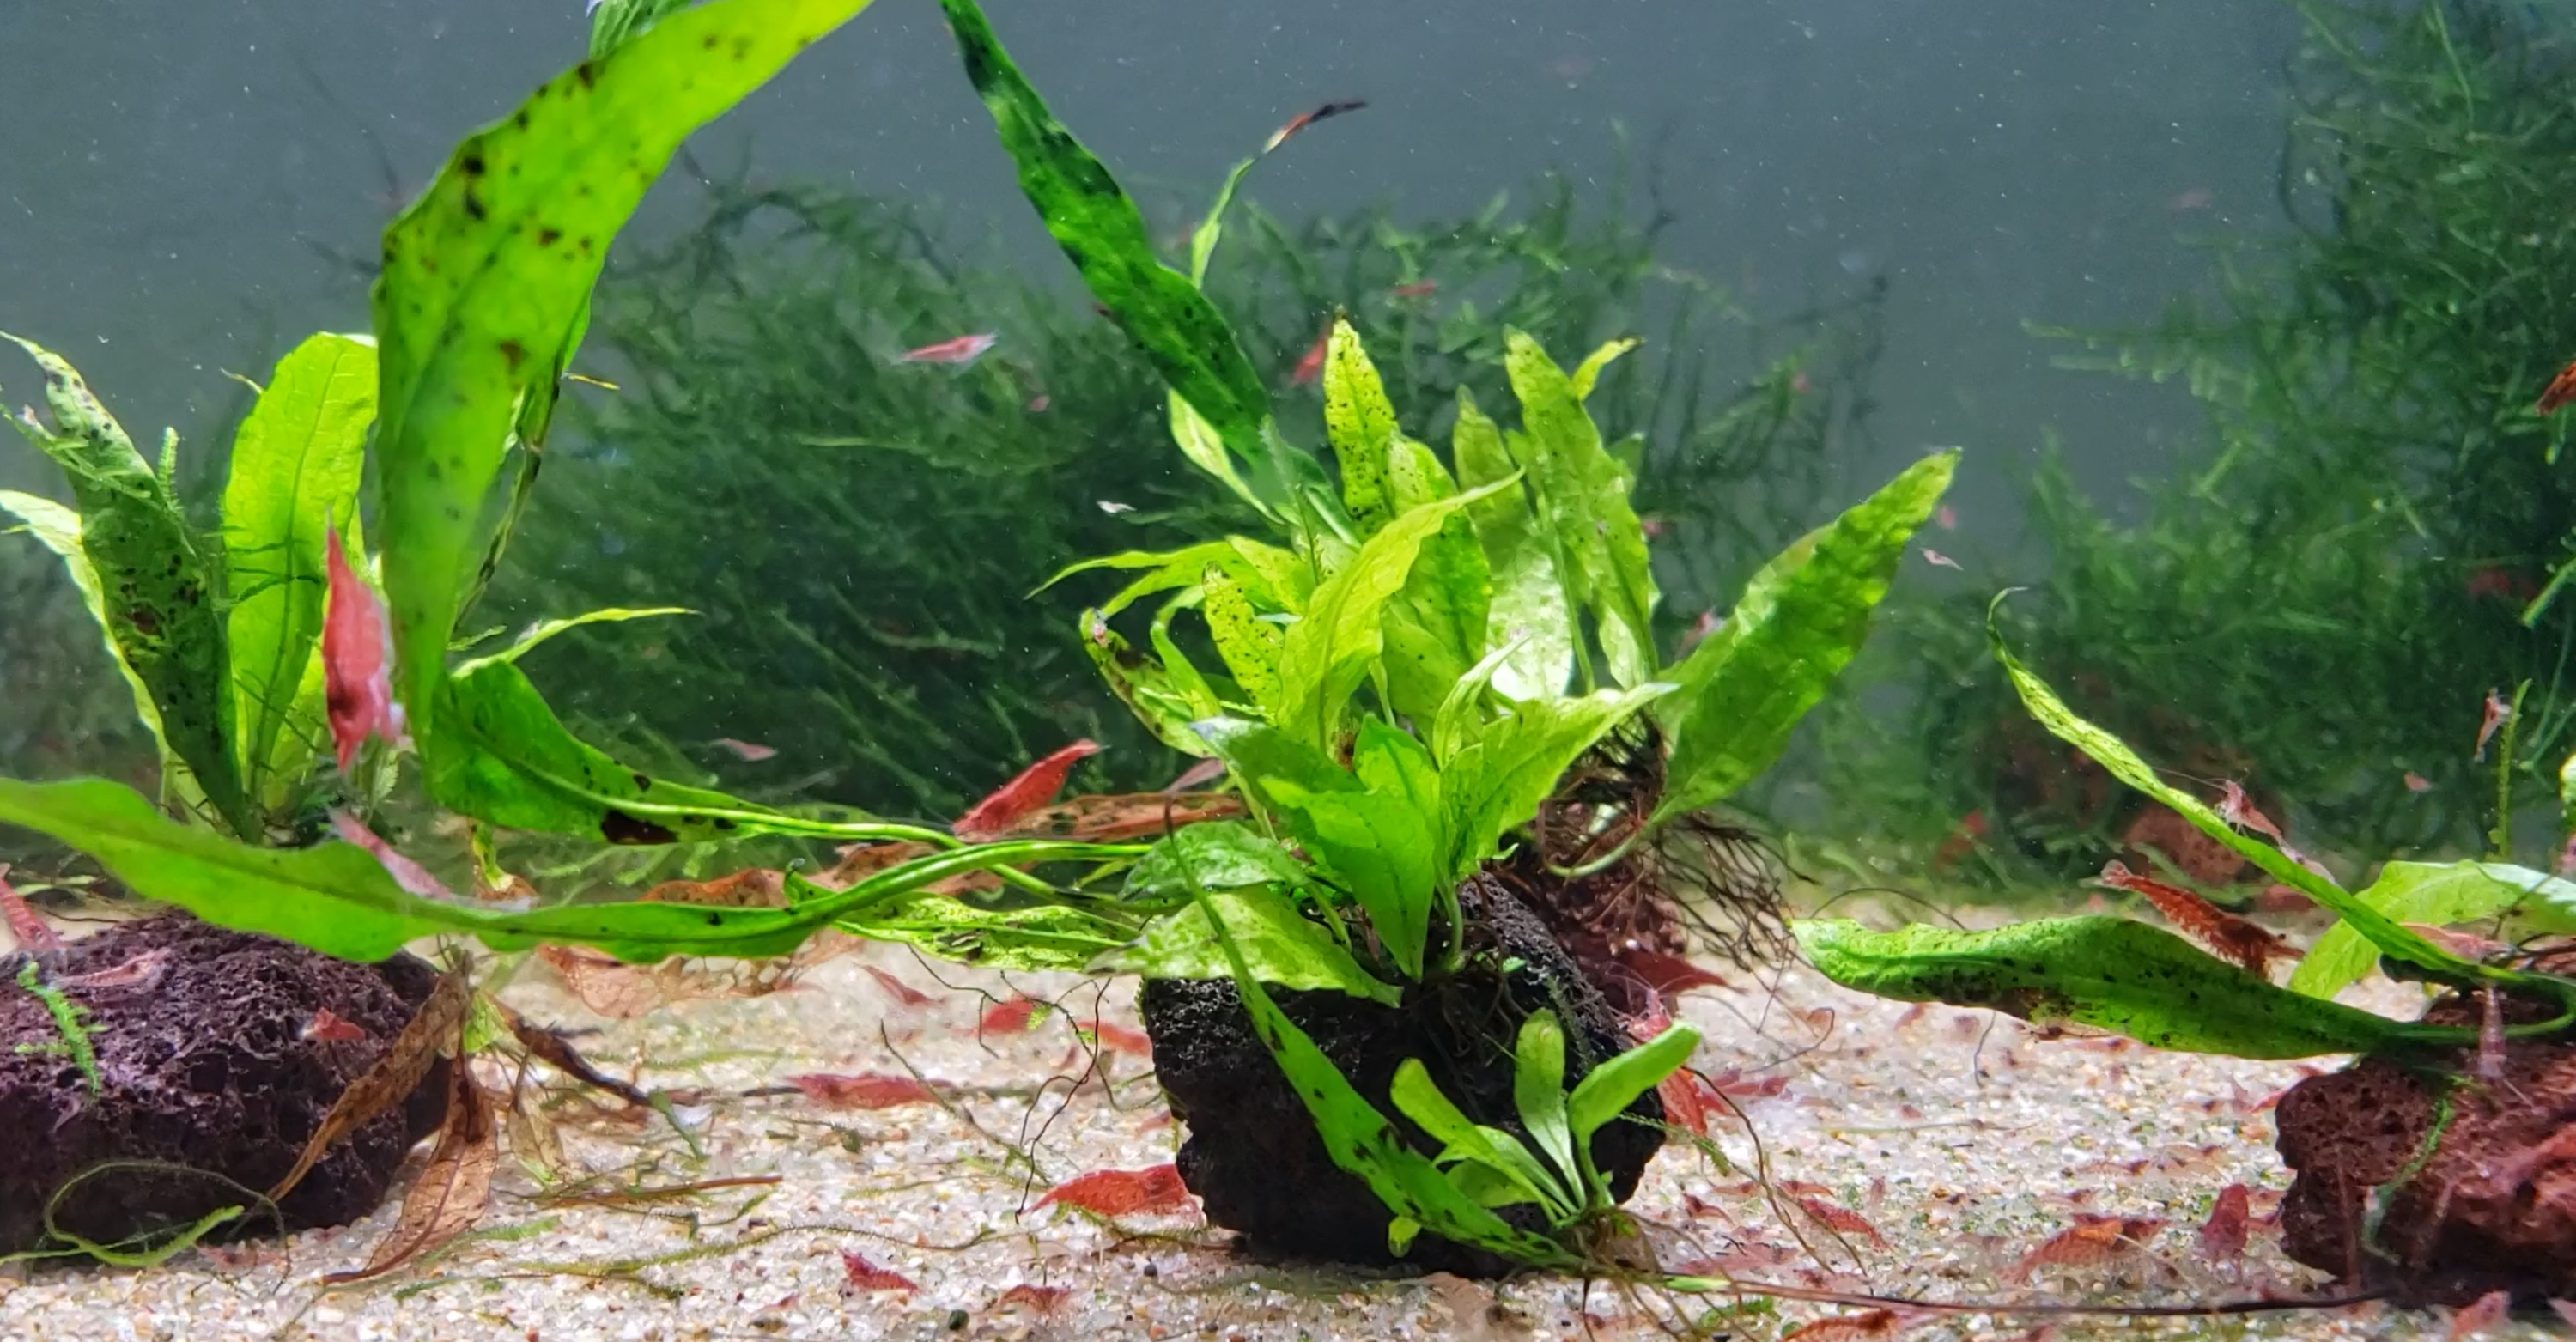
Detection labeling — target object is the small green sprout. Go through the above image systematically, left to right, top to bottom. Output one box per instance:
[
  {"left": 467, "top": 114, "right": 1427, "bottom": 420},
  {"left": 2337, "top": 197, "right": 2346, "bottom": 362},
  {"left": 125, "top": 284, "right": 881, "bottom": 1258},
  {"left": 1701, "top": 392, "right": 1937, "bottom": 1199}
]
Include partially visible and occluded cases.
[
  {"left": 13, "top": 960, "right": 102, "bottom": 1096},
  {"left": 1384, "top": 1008, "right": 1700, "bottom": 1253}
]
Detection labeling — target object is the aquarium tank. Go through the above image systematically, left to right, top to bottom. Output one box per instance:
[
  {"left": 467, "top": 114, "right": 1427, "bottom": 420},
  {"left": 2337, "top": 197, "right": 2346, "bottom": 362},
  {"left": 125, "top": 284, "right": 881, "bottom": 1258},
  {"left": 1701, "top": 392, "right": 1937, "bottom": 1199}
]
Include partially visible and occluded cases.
[{"left": 5, "top": 0, "right": 2576, "bottom": 1333}]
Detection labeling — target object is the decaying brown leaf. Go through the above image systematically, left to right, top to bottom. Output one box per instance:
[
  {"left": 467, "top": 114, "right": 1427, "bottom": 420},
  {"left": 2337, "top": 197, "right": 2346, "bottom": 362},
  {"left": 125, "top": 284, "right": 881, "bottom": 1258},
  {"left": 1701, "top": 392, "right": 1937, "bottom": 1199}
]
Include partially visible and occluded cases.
[
  {"left": 270, "top": 967, "right": 470, "bottom": 1203},
  {"left": 501, "top": 1003, "right": 652, "bottom": 1108},
  {"left": 323, "top": 1063, "right": 498, "bottom": 1284}
]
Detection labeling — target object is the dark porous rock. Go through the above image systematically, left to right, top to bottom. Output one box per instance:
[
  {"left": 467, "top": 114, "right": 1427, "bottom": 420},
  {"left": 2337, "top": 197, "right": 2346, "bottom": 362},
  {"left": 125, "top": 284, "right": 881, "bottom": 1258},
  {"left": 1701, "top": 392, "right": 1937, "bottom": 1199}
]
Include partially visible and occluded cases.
[
  {"left": 1140, "top": 876, "right": 1664, "bottom": 1275},
  {"left": 0, "top": 914, "right": 450, "bottom": 1255},
  {"left": 2274, "top": 987, "right": 2576, "bottom": 1304}
]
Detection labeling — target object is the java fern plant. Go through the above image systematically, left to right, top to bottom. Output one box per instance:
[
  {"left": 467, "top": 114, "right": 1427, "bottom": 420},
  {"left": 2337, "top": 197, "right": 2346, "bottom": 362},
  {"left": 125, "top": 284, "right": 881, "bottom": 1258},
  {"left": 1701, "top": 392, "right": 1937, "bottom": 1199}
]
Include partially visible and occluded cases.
[
  {"left": 0, "top": 0, "right": 1948, "bottom": 1278},
  {"left": 0, "top": 0, "right": 1139, "bottom": 967},
  {"left": 925, "top": 0, "right": 1953, "bottom": 1269}
]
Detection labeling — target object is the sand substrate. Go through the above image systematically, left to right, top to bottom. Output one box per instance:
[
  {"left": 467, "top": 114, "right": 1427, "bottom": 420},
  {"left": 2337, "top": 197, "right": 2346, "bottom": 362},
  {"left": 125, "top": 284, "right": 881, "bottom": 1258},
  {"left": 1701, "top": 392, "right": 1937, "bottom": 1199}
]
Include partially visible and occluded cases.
[{"left": 0, "top": 936, "right": 2554, "bottom": 1342}]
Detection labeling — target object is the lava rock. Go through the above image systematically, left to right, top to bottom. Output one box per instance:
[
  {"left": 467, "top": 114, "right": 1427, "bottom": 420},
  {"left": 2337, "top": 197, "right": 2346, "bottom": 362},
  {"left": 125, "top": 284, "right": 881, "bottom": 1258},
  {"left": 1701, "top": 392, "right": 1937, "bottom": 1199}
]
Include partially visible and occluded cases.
[
  {"left": 1140, "top": 876, "right": 1664, "bottom": 1275},
  {"left": 0, "top": 914, "right": 450, "bottom": 1255},
  {"left": 2274, "top": 988, "right": 2576, "bottom": 1303}
]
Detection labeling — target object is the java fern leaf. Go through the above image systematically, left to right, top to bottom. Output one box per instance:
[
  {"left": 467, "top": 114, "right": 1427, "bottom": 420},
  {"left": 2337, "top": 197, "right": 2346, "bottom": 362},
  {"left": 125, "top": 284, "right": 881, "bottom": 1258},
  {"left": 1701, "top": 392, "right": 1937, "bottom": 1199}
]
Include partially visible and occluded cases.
[
  {"left": 370, "top": 0, "right": 875, "bottom": 841},
  {"left": 4, "top": 336, "right": 253, "bottom": 837},
  {"left": 1652, "top": 450, "right": 1954, "bottom": 827},
  {"left": 0, "top": 775, "right": 1124, "bottom": 966},
  {"left": 1795, "top": 916, "right": 2446, "bottom": 1060}
]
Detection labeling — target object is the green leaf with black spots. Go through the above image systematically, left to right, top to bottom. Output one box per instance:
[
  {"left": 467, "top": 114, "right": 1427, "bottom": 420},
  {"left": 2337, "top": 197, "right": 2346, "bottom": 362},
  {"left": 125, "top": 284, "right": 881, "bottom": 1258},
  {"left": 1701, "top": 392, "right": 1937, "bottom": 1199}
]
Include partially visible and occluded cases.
[
  {"left": 374, "top": 0, "right": 874, "bottom": 742},
  {"left": 939, "top": 0, "right": 1315, "bottom": 517},
  {"left": 1322, "top": 318, "right": 1398, "bottom": 534},
  {"left": 1501, "top": 330, "right": 1657, "bottom": 689},
  {"left": 218, "top": 333, "right": 379, "bottom": 813},
  {"left": 5, "top": 336, "right": 251, "bottom": 837},
  {"left": 1454, "top": 388, "right": 1571, "bottom": 702},
  {"left": 1651, "top": 451, "right": 1953, "bottom": 827},
  {"left": 1274, "top": 483, "right": 1505, "bottom": 750},
  {"left": 0, "top": 491, "right": 213, "bottom": 821},
  {"left": 1046, "top": 539, "right": 1301, "bottom": 620},
  {"left": 1201, "top": 565, "right": 1285, "bottom": 718},
  {"left": 1080, "top": 610, "right": 1212, "bottom": 756},
  {"left": 1441, "top": 684, "right": 1668, "bottom": 880},
  {"left": 0, "top": 775, "right": 1127, "bottom": 965},
  {"left": 2291, "top": 860, "right": 2576, "bottom": 999},
  {"left": 1192, "top": 886, "right": 1576, "bottom": 1268},
  {"left": 1098, "top": 889, "right": 1399, "bottom": 1004},
  {"left": 1795, "top": 916, "right": 2437, "bottom": 1060}
]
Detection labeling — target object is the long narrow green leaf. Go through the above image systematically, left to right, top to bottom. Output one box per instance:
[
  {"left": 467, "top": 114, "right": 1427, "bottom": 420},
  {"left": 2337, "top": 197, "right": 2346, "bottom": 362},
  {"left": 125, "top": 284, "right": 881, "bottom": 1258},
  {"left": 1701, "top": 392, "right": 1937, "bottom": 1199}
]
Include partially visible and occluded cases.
[
  {"left": 374, "top": 0, "right": 872, "bottom": 742},
  {"left": 939, "top": 0, "right": 1314, "bottom": 515},
  {"left": 1322, "top": 318, "right": 1399, "bottom": 534},
  {"left": 219, "top": 332, "right": 379, "bottom": 811},
  {"left": 5, "top": 337, "right": 252, "bottom": 836},
  {"left": 1651, "top": 451, "right": 1954, "bottom": 827},
  {"left": 453, "top": 605, "right": 693, "bottom": 674},
  {"left": 1987, "top": 618, "right": 2532, "bottom": 994},
  {"left": 427, "top": 660, "right": 801, "bottom": 845},
  {"left": 0, "top": 775, "right": 1126, "bottom": 965},
  {"left": 1796, "top": 916, "right": 2438, "bottom": 1059},
  {"left": 1510, "top": 1010, "right": 1577, "bottom": 1193},
  {"left": 1564, "top": 1021, "right": 1700, "bottom": 1146},
  {"left": 1388, "top": 1061, "right": 1577, "bottom": 1223}
]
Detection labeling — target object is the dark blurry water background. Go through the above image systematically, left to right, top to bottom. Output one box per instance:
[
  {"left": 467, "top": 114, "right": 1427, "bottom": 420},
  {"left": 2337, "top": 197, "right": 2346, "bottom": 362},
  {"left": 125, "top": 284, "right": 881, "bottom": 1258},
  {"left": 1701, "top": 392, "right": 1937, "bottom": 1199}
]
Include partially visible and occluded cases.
[{"left": 0, "top": 0, "right": 2295, "bottom": 531}]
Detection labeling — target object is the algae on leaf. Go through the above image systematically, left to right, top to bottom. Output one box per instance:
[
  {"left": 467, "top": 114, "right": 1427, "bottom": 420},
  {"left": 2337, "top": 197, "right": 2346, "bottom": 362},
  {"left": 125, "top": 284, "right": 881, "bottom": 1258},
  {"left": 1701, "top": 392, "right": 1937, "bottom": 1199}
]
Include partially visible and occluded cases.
[
  {"left": 370, "top": 0, "right": 875, "bottom": 838},
  {"left": 4, "top": 337, "right": 253, "bottom": 837},
  {"left": 1796, "top": 916, "right": 2430, "bottom": 1059}
]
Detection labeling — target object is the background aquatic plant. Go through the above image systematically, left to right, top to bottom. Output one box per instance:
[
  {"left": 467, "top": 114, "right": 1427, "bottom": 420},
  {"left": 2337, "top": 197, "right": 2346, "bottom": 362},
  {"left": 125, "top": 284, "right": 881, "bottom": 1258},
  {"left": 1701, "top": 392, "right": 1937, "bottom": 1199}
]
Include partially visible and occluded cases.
[
  {"left": 1820, "top": 0, "right": 2576, "bottom": 879},
  {"left": 493, "top": 163, "right": 1877, "bottom": 825}
]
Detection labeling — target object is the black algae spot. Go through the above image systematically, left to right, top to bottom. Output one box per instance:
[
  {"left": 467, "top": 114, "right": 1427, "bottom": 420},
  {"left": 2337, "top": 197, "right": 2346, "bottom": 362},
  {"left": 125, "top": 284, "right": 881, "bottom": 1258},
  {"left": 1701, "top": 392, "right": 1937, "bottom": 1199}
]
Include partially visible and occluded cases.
[
  {"left": 575, "top": 61, "right": 597, "bottom": 89},
  {"left": 513, "top": 109, "right": 530, "bottom": 130},
  {"left": 461, "top": 152, "right": 486, "bottom": 178},
  {"left": 463, "top": 191, "right": 487, "bottom": 222},
  {"left": 537, "top": 228, "right": 561, "bottom": 246},
  {"left": 498, "top": 339, "right": 526, "bottom": 372},
  {"left": 630, "top": 772, "right": 651, "bottom": 792},
  {"left": 600, "top": 811, "right": 677, "bottom": 845},
  {"left": 713, "top": 817, "right": 738, "bottom": 832},
  {"left": 704, "top": 912, "right": 723, "bottom": 926}
]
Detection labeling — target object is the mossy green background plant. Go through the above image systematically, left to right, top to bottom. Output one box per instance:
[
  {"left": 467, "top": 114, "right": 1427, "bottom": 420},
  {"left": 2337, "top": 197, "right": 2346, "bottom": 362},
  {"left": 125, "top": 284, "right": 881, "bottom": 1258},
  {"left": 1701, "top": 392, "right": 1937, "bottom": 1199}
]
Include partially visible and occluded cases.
[{"left": 1820, "top": 0, "right": 2576, "bottom": 881}]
